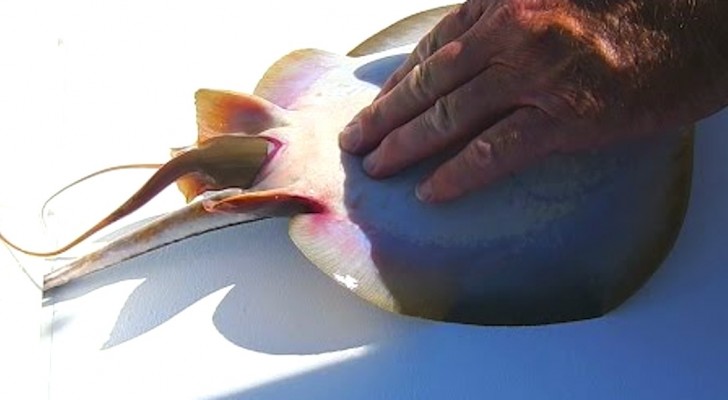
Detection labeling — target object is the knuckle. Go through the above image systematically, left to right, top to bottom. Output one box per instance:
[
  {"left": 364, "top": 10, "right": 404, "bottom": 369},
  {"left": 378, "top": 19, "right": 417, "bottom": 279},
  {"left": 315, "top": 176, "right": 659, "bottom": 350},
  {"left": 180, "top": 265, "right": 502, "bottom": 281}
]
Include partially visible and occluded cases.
[
  {"left": 462, "top": 0, "right": 487, "bottom": 20},
  {"left": 491, "top": 0, "right": 523, "bottom": 26},
  {"left": 503, "top": 0, "right": 561, "bottom": 24},
  {"left": 418, "top": 34, "right": 438, "bottom": 59},
  {"left": 542, "top": 59, "right": 609, "bottom": 120},
  {"left": 486, "top": 61, "right": 521, "bottom": 87},
  {"left": 409, "top": 63, "right": 438, "bottom": 101},
  {"left": 390, "top": 69, "right": 408, "bottom": 85},
  {"left": 521, "top": 71, "right": 605, "bottom": 121},
  {"left": 563, "top": 85, "right": 605, "bottom": 119},
  {"left": 522, "top": 86, "right": 604, "bottom": 151},
  {"left": 365, "top": 97, "right": 391, "bottom": 127},
  {"left": 422, "top": 98, "right": 456, "bottom": 139},
  {"left": 355, "top": 104, "right": 386, "bottom": 144},
  {"left": 356, "top": 105, "right": 376, "bottom": 131},
  {"left": 501, "top": 108, "right": 558, "bottom": 157},
  {"left": 491, "top": 124, "right": 524, "bottom": 151},
  {"left": 376, "top": 131, "right": 400, "bottom": 157},
  {"left": 461, "top": 137, "right": 496, "bottom": 173}
]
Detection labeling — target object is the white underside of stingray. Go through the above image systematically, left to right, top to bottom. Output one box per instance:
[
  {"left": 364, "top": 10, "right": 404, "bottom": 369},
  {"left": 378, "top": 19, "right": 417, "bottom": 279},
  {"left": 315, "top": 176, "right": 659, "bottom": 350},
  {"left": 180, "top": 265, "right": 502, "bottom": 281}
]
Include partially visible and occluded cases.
[{"left": 24, "top": 6, "right": 692, "bottom": 325}]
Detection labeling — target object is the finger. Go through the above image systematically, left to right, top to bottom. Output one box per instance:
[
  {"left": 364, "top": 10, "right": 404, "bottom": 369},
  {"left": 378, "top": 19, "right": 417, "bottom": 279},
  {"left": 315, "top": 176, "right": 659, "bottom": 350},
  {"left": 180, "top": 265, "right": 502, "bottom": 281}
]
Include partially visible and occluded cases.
[
  {"left": 376, "top": 3, "right": 479, "bottom": 99},
  {"left": 340, "top": 16, "right": 506, "bottom": 155},
  {"left": 363, "top": 63, "right": 522, "bottom": 178},
  {"left": 416, "top": 107, "right": 559, "bottom": 203}
]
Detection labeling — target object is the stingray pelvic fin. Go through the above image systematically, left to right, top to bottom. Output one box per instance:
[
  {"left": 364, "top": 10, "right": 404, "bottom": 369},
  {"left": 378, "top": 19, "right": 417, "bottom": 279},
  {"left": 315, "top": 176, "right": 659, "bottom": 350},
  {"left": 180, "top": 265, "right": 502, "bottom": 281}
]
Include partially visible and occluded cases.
[
  {"left": 194, "top": 89, "right": 288, "bottom": 143},
  {"left": 174, "top": 135, "right": 270, "bottom": 202},
  {"left": 203, "top": 189, "right": 325, "bottom": 217}
]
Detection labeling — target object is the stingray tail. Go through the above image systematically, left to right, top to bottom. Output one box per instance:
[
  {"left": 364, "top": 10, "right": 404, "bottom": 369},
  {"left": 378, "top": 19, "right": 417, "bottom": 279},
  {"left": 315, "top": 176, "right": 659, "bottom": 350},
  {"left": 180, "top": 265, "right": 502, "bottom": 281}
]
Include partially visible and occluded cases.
[
  {"left": 4, "top": 89, "right": 294, "bottom": 290},
  {"left": 1, "top": 135, "right": 269, "bottom": 258},
  {"left": 40, "top": 163, "right": 164, "bottom": 225},
  {"left": 42, "top": 187, "right": 327, "bottom": 291},
  {"left": 41, "top": 189, "right": 262, "bottom": 290}
]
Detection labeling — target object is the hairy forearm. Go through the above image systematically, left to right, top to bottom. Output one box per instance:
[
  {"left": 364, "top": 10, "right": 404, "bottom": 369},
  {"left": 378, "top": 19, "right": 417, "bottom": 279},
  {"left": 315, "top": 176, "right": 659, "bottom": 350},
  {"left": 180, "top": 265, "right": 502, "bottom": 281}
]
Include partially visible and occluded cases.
[
  {"left": 565, "top": 0, "right": 728, "bottom": 124},
  {"left": 568, "top": 0, "right": 727, "bottom": 69},
  {"left": 653, "top": 0, "right": 728, "bottom": 118},
  {"left": 651, "top": 1, "right": 728, "bottom": 66}
]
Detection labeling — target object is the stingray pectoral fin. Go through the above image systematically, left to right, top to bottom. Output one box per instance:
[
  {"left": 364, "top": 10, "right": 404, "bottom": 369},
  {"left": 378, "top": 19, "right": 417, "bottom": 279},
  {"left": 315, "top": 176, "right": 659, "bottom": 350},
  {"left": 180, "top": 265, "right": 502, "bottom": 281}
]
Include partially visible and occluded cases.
[
  {"left": 347, "top": 5, "right": 460, "bottom": 57},
  {"left": 254, "top": 49, "right": 346, "bottom": 109},
  {"left": 194, "top": 89, "right": 289, "bottom": 142},
  {"left": 288, "top": 214, "right": 407, "bottom": 317}
]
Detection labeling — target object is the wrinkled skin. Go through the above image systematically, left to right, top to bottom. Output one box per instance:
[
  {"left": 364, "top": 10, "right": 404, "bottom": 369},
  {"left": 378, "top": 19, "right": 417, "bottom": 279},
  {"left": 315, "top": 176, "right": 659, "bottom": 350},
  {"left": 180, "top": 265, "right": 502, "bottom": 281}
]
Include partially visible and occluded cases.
[{"left": 340, "top": 0, "right": 728, "bottom": 202}]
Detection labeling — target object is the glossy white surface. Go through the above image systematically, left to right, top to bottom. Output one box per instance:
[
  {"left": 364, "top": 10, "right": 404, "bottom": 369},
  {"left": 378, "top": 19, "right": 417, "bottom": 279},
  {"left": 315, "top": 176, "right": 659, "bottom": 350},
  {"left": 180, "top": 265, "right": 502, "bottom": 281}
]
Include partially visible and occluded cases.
[{"left": 1, "top": 1, "right": 727, "bottom": 399}]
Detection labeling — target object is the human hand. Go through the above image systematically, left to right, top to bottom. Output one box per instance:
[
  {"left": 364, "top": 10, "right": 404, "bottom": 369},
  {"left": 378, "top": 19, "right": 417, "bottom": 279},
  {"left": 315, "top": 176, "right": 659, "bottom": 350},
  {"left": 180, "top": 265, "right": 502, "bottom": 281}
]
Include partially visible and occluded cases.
[{"left": 340, "top": 0, "right": 728, "bottom": 203}]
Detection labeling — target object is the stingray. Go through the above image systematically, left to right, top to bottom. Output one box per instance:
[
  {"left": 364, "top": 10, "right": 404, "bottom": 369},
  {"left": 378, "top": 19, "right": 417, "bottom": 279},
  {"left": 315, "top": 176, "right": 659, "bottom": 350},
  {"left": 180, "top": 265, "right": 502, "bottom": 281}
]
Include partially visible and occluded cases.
[{"left": 1, "top": 6, "right": 692, "bottom": 325}]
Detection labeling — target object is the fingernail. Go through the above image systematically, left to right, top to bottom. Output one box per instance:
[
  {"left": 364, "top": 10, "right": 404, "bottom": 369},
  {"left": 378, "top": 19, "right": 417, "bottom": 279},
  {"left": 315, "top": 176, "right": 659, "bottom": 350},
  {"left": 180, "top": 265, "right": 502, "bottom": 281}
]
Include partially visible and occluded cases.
[
  {"left": 339, "top": 121, "right": 361, "bottom": 151},
  {"left": 363, "top": 150, "right": 379, "bottom": 174},
  {"left": 416, "top": 180, "right": 433, "bottom": 202}
]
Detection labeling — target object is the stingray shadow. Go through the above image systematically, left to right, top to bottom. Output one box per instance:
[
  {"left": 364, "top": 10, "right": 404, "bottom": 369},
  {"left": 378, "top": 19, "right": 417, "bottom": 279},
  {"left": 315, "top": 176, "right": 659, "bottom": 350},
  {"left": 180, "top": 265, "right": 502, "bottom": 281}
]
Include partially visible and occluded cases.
[
  {"left": 353, "top": 53, "right": 407, "bottom": 86},
  {"left": 44, "top": 217, "right": 404, "bottom": 354}
]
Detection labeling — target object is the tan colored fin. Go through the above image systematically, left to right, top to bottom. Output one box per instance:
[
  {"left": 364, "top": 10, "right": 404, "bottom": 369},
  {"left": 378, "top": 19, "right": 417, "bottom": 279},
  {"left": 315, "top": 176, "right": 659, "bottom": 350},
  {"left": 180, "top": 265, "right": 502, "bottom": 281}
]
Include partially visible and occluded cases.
[
  {"left": 347, "top": 5, "right": 460, "bottom": 57},
  {"left": 253, "top": 49, "right": 343, "bottom": 108},
  {"left": 195, "top": 89, "right": 288, "bottom": 143},
  {"left": 176, "top": 171, "right": 215, "bottom": 203}
]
